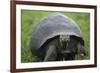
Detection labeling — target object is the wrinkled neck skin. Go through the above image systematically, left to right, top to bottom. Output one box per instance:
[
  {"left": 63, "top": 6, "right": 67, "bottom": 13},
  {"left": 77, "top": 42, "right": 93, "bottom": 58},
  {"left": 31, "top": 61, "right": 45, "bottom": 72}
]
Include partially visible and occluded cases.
[
  {"left": 58, "top": 35, "right": 75, "bottom": 60},
  {"left": 59, "top": 35, "right": 70, "bottom": 50}
]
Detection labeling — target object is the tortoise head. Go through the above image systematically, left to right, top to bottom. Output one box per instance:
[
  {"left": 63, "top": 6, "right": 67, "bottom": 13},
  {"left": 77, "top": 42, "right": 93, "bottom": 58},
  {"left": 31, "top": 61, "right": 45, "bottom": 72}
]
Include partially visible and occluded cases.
[{"left": 59, "top": 35, "right": 86, "bottom": 60}]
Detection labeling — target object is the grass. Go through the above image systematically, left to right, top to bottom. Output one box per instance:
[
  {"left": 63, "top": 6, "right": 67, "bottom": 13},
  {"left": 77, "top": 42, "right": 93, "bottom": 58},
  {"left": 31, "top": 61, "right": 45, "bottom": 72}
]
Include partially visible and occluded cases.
[{"left": 21, "top": 10, "right": 90, "bottom": 63}]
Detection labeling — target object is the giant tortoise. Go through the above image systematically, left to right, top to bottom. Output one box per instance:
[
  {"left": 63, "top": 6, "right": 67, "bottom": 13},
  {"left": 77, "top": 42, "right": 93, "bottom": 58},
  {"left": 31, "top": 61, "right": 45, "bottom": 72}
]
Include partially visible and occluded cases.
[{"left": 30, "top": 13, "right": 86, "bottom": 61}]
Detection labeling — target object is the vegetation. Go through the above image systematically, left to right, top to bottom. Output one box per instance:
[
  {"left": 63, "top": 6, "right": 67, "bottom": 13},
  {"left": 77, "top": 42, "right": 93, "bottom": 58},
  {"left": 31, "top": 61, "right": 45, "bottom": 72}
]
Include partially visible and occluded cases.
[{"left": 21, "top": 10, "right": 90, "bottom": 63}]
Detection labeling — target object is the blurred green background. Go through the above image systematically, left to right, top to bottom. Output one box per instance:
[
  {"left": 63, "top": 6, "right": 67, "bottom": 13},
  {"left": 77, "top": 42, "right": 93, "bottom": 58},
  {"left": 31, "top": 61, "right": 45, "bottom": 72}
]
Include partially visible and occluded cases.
[{"left": 21, "top": 10, "right": 90, "bottom": 63}]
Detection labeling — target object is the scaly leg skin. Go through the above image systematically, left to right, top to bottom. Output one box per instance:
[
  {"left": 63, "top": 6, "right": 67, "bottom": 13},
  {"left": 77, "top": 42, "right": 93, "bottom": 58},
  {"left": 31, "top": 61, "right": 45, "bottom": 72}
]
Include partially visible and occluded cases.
[{"left": 44, "top": 45, "right": 57, "bottom": 61}]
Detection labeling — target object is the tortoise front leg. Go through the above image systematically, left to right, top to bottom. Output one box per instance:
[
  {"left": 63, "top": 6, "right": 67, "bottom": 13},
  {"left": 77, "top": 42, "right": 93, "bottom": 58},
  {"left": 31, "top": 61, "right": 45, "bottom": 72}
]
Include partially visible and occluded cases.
[{"left": 44, "top": 45, "right": 57, "bottom": 61}]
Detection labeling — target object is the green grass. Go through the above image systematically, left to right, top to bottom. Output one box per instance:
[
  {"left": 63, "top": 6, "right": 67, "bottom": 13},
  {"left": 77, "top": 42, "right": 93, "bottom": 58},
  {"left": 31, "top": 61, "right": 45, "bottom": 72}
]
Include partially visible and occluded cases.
[{"left": 21, "top": 10, "right": 90, "bottom": 63}]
